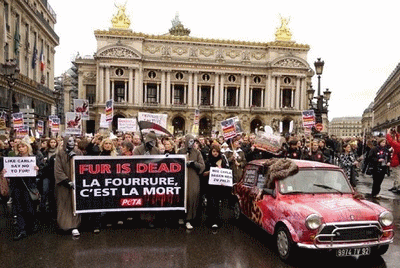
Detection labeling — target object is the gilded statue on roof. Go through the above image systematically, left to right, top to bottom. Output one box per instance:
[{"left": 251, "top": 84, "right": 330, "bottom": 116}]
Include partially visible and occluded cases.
[
  {"left": 111, "top": 2, "right": 131, "bottom": 29},
  {"left": 275, "top": 15, "right": 292, "bottom": 42}
]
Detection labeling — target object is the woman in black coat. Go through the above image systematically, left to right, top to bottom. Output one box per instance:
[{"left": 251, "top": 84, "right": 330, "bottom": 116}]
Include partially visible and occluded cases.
[
  {"left": 368, "top": 138, "right": 390, "bottom": 198},
  {"left": 2, "top": 141, "right": 44, "bottom": 240},
  {"left": 203, "top": 144, "right": 230, "bottom": 229}
]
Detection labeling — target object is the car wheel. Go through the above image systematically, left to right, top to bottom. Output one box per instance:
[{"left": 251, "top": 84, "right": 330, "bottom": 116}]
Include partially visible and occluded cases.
[
  {"left": 233, "top": 200, "right": 241, "bottom": 221},
  {"left": 276, "top": 225, "right": 296, "bottom": 261},
  {"left": 371, "top": 245, "right": 389, "bottom": 256}
]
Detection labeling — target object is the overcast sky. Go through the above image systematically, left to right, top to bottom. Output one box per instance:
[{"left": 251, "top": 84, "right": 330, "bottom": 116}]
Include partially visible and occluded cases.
[{"left": 51, "top": 0, "right": 400, "bottom": 121}]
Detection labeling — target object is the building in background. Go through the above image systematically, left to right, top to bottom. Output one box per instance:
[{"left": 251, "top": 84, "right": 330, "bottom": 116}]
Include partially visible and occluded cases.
[
  {"left": 0, "top": 0, "right": 59, "bottom": 134},
  {"left": 75, "top": 6, "right": 314, "bottom": 135},
  {"left": 372, "top": 63, "right": 400, "bottom": 134},
  {"left": 361, "top": 102, "right": 374, "bottom": 136},
  {"left": 329, "top": 117, "right": 362, "bottom": 138}
]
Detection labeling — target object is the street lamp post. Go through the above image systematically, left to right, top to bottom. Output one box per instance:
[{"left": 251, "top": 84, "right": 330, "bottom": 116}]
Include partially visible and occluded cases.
[
  {"left": 307, "top": 58, "right": 331, "bottom": 134},
  {"left": 0, "top": 59, "right": 20, "bottom": 139}
]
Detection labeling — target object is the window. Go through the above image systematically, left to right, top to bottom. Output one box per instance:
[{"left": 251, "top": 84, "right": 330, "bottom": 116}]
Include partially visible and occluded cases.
[
  {"left": 4, "top": 2, "right": 9, "bottom": 31},
  {"left": 4, "top": 43, "right": 9, "bottom": 60},
  {"left": 46, "top": 44, "right": 50, "bottom": 64},
  {"left": 115, "top": 68, "right": 124, "bottom": 76},
  {"left": 148, "top": 71, "right": 156, "bottom": 79},
  {"left": 175, "top": 72, "right": 183, "bottom": 80},
  {"left": 202, "top": 73, "right": 210, "bottom": 81},
  {"left": 228, "top": 75, "right": 236, "bottom": 82},
  {"left": 254, "top": 76, "right": 261, "bottom": 84},
  {"left": 283, "top": 77, "right": 291, "bottom": 84},
  {"left": 114, "top": 81, "right": 126, "bottom": 102},
  {"left": 146, "top": 84, "right": 157, "bottom": 103},
  {"left": 86, "top": 85, "right": 96, "bottom": 104},
  {"left": 174, "top": 85, "right": 184, "bottom": 104},
  {"left": 200, "top": 86, "right": 211, "bottom": 105},
  {"left": 226, "top": 87, "right": 236, "bottom": 106},
  {"left": 252, "top": 89, "right": 262, "bottom": 107},
  {"left": 282, "top": 89, "right": 292, "bottom": 108}
]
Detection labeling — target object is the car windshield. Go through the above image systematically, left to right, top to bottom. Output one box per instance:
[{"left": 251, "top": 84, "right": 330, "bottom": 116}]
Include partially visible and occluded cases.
[{"left": 278, "top": 169, "right": 353, "bottom": 194}]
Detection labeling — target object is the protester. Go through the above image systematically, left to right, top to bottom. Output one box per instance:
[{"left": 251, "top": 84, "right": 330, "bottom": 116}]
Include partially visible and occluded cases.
[
  {"left": 386, "top": 128, "right": 400, "bottom": 193},
  {"left": 178, "top": 134, "right": 205, "bottom": 230},
  {"left": 54, "top": 136, "right": 82, "bottom": 236},
  {"left": 224, "top": 136, "right": 246, "bottom": 183},
  {"left": 40, "top": 138, "right": 58, "bottom": 217},
  {"left": 368, "top": 138, "right": 390, "bottom": 198},
  {"left": 303, "top": 140, "right": 325, "bottom": 162},
  {"left": 2, "top": 141, "right": 42, "bottom": 240},
  {"left": 339, "top": 143, "right": 359, "bottom": 187},
  {"left": 203, "top": 144, "right": 229, "bottom": 229}
]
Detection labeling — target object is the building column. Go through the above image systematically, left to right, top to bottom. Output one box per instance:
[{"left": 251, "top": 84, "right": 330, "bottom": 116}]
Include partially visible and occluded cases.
[
  {"left": 96, "top": 65, "right": 100, "bottom": 103},
  {"left": 105, "top": 66, "right": 110, "bottom": 101},
  {"left": 99, "top": 67, "right": 104, "bottom": 103},
  {"left": 129, "top": 68, "right": 134, "bottom": 104},
  {"left": 161, "top": 71, "right": 166, "bottom": 106},
  {"left": 166, "top": 72, "right": 171, "bottom": 106},
  {"left": 188, "top": 72, "right": 193, "bottom": 107},
  {"left": 193, "top": 73, "right": 198, "bottom": 107},
  {"left": 214, "top": 74, "right": 219, "bottom": 108},
  {"left": 219, "top": 75, "right": 224, "bottom": 107},
  {"left": 240, "top": 75, "right": 245, "bottom": 108},
  {"left": 266, "top": 75, "right": 270, "bottom": 109},
  {"left": 270, "top": 75, "right": 276, "bottom": 109},
  {"left": 245, "top": 76, "right": 250, "bottom": 108},
  {"left": 276, "top": 76, "right": 281, "bottom": 109},
  {"left": 295, "top": 77, "right": 301, "bottom": 109},
  {"left": 301, "top": 78, "right": 306, "bottom": 110},
  {"left": 111, "top": 80, "right": 115, "bottom": 101},
  {"left": 124, "top": 81, "right": 128, "bottom": 102},
  {"left": 144, "top": 83, "right": 148, "bottom": 103},
  {"left": 157, "top": 83, "right": 160, "bottom": 103},
  {"left": 171, "top": 84, "right": 175, "bottom": 104},
  {"left": 184, "top": 84, "right": 187, "bottom": 105},
  {"left": 198, "top": 85, "right": 202, "bottom": 106},
  {"left": 211, "top": 85, "right": 214, "bottom": 106},
  {"left": 236, "top": 87, "right": 239, "bottom": 106},
  {"left": 249, "top": 88, "right": 253, "bottom": 107},
  {"left": 261, "top": 89, "right": 264, "bottom": 107},
  {"left": 291, "top": 89, "right": 295, "bottom": 108}
]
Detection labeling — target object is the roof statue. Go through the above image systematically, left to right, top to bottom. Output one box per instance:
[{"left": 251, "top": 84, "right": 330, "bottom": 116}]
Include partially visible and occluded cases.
[
  {"left": 111, "top": 2, "right": 131, "bottom": 29},
  {"left": 169, "top": 12, "right": 190, "bottom": 36},
  {"left": 275, "top": 15, "right": 292, "bottom": 42}
]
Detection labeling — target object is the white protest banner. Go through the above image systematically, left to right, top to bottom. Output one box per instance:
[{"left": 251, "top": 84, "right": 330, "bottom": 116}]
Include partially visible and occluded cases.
[
  {"left": 74, "top": 99, "right": 89, "bottom": 120},
  {"left": 105, "top": 100, "right": 113, "bottom": 122},
  {"left": 302, "top": 110, "right": 315, "bottom": 129},
  {"left": 12, "top": 112, "right": 24, "bottom": 129},
  {"left": 65, "top": 112, "right": 82, "bottom": 135},
  {"left": 138, "top": 112, "right": 167, "bottom": 129},
  {"left": 100, "top": 114, "right": 109, "bottom": 128},
  {"left": 51, "top": 117, "right": 60, "bottom": 134},
  {"left": 118, "top": 118, "right": 137, "bottom": 132},
  {"left": 220, "top": 118, "right": 236, "bottom": 140},
  {"left": 37, "top": 120, "right": 44, "bottom": 136},
  {"left": 17, "top": 125, "right": 29, "bottom": 139},
  {"left": 253, "top": 131, "right": 283, "bottom": 154},
  {"left": 3, "top": 157, "right": 37, "bottom": 177},
  {"left": 208, "top": 167, "right": 233, "bottom": 187}
]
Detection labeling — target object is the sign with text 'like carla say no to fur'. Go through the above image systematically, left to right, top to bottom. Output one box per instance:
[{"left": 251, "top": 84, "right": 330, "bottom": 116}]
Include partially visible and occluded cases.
[
  {"left": 72, "top": 155, "right": 187, "bottom": 214},
  {"left": 3, "top": 157, "right": 37, "bottom": 177}
]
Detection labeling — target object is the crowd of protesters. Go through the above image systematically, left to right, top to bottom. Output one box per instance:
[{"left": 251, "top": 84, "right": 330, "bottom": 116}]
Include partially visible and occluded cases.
[{"left": 0, "top": 127, "right": 399, "bottom": 241}]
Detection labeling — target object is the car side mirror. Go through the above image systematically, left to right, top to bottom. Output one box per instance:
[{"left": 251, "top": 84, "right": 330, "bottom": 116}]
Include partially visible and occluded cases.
[{"left": 262, "top": 188, "right": 275, "bottom": 197}]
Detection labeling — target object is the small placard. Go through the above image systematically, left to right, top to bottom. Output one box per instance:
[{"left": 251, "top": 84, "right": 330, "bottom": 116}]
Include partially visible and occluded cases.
[
  {"left": 3, "top": 157, "right": 37, "bottom": 177},
  {"left": 208, "top": 167, "right": 233, "bottom": 187}
]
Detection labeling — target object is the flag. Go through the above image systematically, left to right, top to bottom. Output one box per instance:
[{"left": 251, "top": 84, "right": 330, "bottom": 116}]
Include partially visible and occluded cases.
[
  {"left": 32, "top": 41, "right": 37, "bottom": 69},
  {"left": 40, "top": 46, "right": 45, "bottom": 71},
  {"left": 138, "top": 120, "right": 173, "bottom": 137}
]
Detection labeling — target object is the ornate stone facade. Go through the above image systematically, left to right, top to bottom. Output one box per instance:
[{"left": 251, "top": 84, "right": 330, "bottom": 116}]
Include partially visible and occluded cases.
[{"left": 75, "top": 11, "right": 313, "bottom": 135}]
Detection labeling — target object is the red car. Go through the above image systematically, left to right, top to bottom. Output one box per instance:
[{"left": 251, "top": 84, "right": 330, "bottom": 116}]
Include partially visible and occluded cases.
[{"left": 232, "top": 159, "right": 394, "bottom": 261}]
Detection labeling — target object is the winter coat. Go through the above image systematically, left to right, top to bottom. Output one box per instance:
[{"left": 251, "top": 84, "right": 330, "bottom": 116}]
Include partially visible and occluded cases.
[
  {"left": 386, "top": 133, "right": 400, "bottom": 167},
  {"left": 54, "top": 137, "right": 82, "bottom": 231},
  {"left": 178, "top": 146, "right": 205, "bottom": 221},
  {"left": 224, "top": 148, "right": 247, "bottom": 183}
]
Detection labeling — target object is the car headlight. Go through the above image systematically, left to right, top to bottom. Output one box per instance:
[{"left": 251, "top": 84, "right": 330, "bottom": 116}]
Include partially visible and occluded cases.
[
  {"left": 379, "top": 211, "right": 394, "bottom": 227},
  {"left": 305, "top": 214, "right": 322, "bottom": 230}
]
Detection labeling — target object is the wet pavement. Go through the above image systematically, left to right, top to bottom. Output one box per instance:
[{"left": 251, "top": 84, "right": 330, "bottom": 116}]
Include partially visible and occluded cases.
[{"left": 0, "top": 173, "right": 399, "bottom": 268}]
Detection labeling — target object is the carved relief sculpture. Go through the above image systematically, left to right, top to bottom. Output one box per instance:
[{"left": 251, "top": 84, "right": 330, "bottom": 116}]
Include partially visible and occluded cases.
[{"left": 98, "top": 47, "right": 139, "bottom": 59}]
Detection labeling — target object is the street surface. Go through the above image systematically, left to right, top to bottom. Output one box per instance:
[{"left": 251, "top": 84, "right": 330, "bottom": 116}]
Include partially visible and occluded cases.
[{"left": 0, "top": 173, "right": 399, "bottom": 268}]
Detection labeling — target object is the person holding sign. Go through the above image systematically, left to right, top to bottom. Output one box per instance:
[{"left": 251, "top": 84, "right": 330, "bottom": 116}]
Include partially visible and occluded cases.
[
  {"left": 54, "top": 136, "right": 82, "bottom": 237},
  {"left": 224, "top": 137, "right": 247, "bottom": 183},
  {"left": 2, "top": 141, "right": 41, "bottom": 240},
  {"left": 203, "top": 144, "right": 229, "bottom": 230}
]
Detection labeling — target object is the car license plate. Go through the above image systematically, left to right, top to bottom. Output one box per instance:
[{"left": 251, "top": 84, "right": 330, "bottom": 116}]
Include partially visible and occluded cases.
[{"left": 336, "top": 247, "right": 370, "bottom": 257}]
